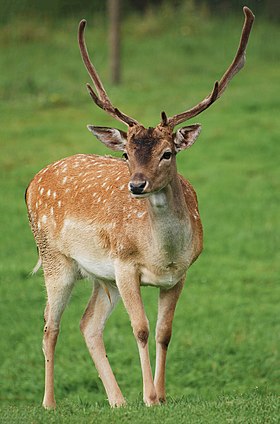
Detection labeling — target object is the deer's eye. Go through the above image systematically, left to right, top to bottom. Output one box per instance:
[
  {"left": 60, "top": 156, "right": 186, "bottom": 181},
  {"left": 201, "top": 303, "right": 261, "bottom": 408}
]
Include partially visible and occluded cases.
[
  {"left": 161, "top": 151, "right": 172, "bottom": 161},
  {"left": 122, "top": 153, "right": 128, "bottom": 160}
]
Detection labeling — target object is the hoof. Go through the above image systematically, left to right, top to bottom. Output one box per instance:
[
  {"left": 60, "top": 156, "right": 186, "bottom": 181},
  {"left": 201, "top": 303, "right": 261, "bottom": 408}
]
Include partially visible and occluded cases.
[
  {"left": 144, "top": 393, "right": 160, "bottom": 407},
  {"left": 109, "top": 397, "right": 127, "bottom": 408},
  {"left": 42, "top": 399, "right": 56, "bottom": 409}
]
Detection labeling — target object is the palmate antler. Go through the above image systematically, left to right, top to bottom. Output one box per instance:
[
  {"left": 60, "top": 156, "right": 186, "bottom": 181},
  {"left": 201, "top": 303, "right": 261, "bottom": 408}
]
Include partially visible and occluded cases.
[
  {"left": 165, "top": 6, "right": 255, "bottom": 128},
  {"left": 78, "top": 7, "right": 254, "bottom": 129}
]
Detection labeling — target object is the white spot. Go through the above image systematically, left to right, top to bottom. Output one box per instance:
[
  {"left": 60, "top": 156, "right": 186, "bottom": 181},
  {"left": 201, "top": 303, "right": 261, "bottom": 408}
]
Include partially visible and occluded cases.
[
  {"left": 62, "top": 176, "right": 67, "bottom": 184},
  {"left": 38, "top": 177, "right": 42, "bottom": 183},
  {"left": 87, "top": 184, "right": 92, "bottom": 189},
  {"left": 119, "top": 185, "right": 125, "bottom": 190},
  {"left": 40, "top": 188, "right": 44, "bottom": 195},
  {"left": 65, "top": 188, "right": 70, "bottom": 193},
  {"left": 47, "top": 189, "right": 51, "bottom": 197},
  {"left": 53, "top": 192, "right": 57, "bottom": 199},
  {"left": 92, "top": 192, "right": 97, "bottom": 197},
  {"left": 97, "top": 198, "right": 101, "bottom": 203},
  {"left": 58, "top": 200, "right": 62, "bottom": 208},
  {"left": 35, "top": 202, "right": 38, "bottom": 209},
  {"left": 50, "top": 207, "right": 54, "bottom": 216},
  {"left": 193, "top": 208, "right": 199, "bottom": 220},
  {"left": 137, "top": 212, "right": 146, "bottom": 218},
  {"left": 42, "top": 215, "right": 47, "bottom": 224},
  {"left": 38, "top": 221, "right": 41, "bottom": 230},
  {"left": 107, "top": 222, "right": 116, "bottom": 230}
]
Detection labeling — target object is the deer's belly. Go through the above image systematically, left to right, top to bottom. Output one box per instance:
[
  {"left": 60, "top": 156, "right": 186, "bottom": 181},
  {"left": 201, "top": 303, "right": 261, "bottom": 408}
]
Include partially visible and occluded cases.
[
  {"left": 74, "top": 254, "right": 185, "bottom": 288},
  {"left": 75, "top": 255, "right": 116, "bottom": 282}
]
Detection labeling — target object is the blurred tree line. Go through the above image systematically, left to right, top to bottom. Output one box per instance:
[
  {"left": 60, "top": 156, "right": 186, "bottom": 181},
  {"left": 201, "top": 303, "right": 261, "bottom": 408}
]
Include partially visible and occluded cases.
[{"left": 0, "top": 0, "right": 279, "bottom": 23}]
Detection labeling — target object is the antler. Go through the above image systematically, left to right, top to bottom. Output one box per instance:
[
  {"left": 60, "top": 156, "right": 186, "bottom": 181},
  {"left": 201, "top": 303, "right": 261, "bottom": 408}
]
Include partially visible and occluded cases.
[
  {"left": 165, "top": 7, "right": 255, "bottom": 129},
  {"left": 78, "top": 19, "right": 139, "bottom": 127}
]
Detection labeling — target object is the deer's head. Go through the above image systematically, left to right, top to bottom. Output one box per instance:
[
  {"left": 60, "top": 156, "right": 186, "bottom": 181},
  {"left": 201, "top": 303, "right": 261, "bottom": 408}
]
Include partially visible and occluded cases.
[
  {"left": 78, "top": 7, "right": 254, "bottom": 197},
  {"left": 87, "top": 122, "right": 201, "bottom": 196}
]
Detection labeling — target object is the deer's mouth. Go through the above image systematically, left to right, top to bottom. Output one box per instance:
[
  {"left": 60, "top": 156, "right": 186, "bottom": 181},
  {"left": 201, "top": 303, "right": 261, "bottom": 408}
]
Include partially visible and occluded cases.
[
  {"left": 129, "top": 185, "right": 167, "bottom": 199},
  {"left": 130, "top": 192, "right": 151, "bottom": 199}
]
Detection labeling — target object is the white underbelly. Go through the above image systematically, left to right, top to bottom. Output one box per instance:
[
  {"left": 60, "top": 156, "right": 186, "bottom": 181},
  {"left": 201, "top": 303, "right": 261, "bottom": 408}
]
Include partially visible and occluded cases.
[
  {"left": 73, "top": 255, "right": 183, "bottom": 289},
  {"left": 74, "top": 255, "right": 116, "bottom": 282}
]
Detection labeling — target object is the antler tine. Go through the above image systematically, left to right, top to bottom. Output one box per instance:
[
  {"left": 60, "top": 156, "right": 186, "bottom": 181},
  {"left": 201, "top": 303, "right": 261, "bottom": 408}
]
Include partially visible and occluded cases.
[
  {"left": 167, "top": 7, "right": 255, "bottom": 129},
  {"left": 218, "top": 7, "right": 254, "bottom": 96},
  {"left": 78, "top": 19, "right": 139, "bottom": 127}
]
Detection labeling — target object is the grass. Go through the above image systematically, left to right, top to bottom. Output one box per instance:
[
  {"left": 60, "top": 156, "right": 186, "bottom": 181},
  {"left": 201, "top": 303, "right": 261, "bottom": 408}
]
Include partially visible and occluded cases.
[
  {"left": 0, "top": 5, "right": 279, "bottom": 423},
  {"left": 0, "top": 391, "right": 279, "bottom": 424}
]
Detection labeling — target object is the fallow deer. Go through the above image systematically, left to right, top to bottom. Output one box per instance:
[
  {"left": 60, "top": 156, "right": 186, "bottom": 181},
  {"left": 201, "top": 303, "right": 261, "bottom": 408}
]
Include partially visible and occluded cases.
[{"left": 25, "top": 7, "right": 254, "bottom": 408}]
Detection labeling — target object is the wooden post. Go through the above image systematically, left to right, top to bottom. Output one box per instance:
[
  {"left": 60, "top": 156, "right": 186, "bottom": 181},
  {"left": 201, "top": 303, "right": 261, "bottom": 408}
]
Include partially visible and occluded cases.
[{"left": 108, "top": 0, "right": 121, "bottom": 85}]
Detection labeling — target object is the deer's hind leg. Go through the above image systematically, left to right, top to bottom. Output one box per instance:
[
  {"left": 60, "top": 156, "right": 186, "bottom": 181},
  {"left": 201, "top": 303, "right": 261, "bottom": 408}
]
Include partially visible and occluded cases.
[
  {"left": 42, "top": 253, "right": 77, "bottom": 409},
  {"left": 80, "top": 280, "right": 125, "bottom": 407}
]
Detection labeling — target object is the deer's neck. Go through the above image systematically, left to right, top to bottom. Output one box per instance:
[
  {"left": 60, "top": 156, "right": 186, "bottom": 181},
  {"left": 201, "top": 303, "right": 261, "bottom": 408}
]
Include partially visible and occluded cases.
[
  {"left": 147, "top": 172, "right": 186, "bottom": 216},
  {"left": 146, "top": 174, "right": 192, "bottom": 259}
]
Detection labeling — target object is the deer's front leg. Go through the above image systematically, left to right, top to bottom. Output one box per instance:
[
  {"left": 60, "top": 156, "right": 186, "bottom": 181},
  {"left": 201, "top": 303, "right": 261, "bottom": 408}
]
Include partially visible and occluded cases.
[
  {"left": 115, "top": 261, "right": 159, "bottom": 406},
  {"left": 154, "top": 278, "right": 184, "bottom": 403}
]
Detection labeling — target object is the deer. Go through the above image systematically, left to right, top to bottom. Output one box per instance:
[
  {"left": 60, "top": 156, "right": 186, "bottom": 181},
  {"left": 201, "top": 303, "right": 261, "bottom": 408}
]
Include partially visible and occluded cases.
[{"left": 25, "top": 7, "right": 254, "bottom": 409}]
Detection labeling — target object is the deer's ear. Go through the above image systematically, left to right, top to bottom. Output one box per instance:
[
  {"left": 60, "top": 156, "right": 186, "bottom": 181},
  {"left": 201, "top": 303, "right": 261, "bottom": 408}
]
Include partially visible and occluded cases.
[
  {"left": 173, "top": 124, "right": 201, "bottom": 152},
  {"left": 87, "top": 125, "right": 127, "bottom": 151}
]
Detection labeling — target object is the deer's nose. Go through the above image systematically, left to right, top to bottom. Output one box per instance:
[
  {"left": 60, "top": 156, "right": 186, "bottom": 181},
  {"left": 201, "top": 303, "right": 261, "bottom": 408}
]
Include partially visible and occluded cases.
[{"left": 129, "top": 180, "right": 147, "bottom": 195}]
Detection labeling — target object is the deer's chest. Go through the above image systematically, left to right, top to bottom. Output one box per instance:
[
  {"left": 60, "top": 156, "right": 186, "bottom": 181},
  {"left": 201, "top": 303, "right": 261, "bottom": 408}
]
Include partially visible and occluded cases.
[{"left": 60, "top": 207, "right": 193, "bottom": 288}]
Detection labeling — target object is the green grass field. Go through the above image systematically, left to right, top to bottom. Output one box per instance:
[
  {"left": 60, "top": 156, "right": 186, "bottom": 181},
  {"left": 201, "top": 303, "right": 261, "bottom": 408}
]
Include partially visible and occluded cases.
[{"left": 0, "top": 5, "right": 279, "bottom": 423}]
